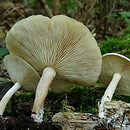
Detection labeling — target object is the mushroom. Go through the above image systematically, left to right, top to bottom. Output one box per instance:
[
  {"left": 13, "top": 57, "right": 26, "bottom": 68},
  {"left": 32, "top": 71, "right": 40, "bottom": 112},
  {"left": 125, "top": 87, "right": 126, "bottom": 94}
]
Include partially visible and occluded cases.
[
  {"left": 5, "top": 15, "right": 102, "bottom": 123},
  {"left": 98, "top": 53, "right": 130, "bottom": 118},
  {"left": 0, "top": 54, "right": 40, "bottom": 116}
]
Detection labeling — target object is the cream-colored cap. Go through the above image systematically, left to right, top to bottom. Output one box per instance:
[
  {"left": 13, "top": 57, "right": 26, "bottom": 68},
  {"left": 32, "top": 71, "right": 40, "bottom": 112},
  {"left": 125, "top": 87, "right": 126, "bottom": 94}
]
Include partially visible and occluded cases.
[
  {"left": 6, "top": 15, "right": 102, "bottom": 91},
  {"left": 100, "top": 53, "right": 130, "bottom": 96},
  {"left": 4, "top": 55, "right": 40, "bottom": 91},
  {"left": 51, "top": 76, "right": 73, "bottom": 93}
]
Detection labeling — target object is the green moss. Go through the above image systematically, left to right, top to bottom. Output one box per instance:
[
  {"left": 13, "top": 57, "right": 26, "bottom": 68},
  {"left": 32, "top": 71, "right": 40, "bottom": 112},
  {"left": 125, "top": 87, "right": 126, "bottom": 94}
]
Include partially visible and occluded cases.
[
  {"left": 99, "top": 27, "right": 130, "bottom": 58},
  {"left": 113, "top": 94, "right": 130, "bottom": 103}
]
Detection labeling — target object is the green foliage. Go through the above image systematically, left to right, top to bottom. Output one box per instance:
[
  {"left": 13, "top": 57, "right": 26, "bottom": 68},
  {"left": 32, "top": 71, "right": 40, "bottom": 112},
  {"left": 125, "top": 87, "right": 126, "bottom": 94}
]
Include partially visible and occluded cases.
[
  {"left": 21, "top": 0, "right": 38, "bottom": 7},
  {"left": 46, "top": 0, "right": 53, "bottom": 8},
  {"left": 60, "top": 0, "right": 77, "bottom": 14},
  {"left": 106, "top": 11, "right": 130, "bottom": 26},
  {"left": 119, "top": 11, "right": 130, "bottom": 26},
  {"left": 99, "top": 27, "right": 130, "bottom": 58},
  {"left": 0, "top": 48, "right": 9, "bottom": 57},
  {"left": 65, "top": 86, "right": 103, "bottom": 114},
  {"left": 5, "top": 91, "right": 35, "bottom": 115},
  {"left": 11, "top": 91, "right": 35, "bottom": 102},
  {"left": 113, "top": 94, "right": 130, "bottom": 103},
  {"left": 61, "top": 95, "right": 75, "bottom": 112},
  {"left": 43, "top": 106, "right": 53, "bottom": 120}
]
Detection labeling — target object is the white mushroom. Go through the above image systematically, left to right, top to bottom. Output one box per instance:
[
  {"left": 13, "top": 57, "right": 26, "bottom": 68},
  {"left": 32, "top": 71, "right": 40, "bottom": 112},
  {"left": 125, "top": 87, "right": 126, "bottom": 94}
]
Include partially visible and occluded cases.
[
  {"left": 5, "top": 15, "right": 102, "bottom": 123},
  {"left": 99, "top": 53, "right": 130, "bottom": 118},
  {"left": 0, "top": 55, "right": 40, "bottom": 116},
  {"left": 0, "top": 82, "right": 20, "bottom": 116}
]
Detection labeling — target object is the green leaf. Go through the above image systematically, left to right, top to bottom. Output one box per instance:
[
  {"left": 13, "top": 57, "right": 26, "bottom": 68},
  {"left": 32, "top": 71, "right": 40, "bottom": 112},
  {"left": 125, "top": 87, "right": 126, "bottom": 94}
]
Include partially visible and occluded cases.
[
  {"left": 119, "top": 11, "right": 130, "bottom": 18},
  {"left": 119, "top": 11, "right": 130, "bottom": 26},
  {"left": 106, "top": 13, "right": 118, "bottom": 18},
  {"left": 0, "top": 47, "right": 9, "bottom": 57}
]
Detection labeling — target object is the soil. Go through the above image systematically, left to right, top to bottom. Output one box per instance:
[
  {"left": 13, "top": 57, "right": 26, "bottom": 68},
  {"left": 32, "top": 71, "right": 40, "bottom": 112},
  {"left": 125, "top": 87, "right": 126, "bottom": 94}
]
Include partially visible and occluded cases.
[
  {"left": 0, "top": 91, "right": 61, "bottom": 130},
  {"left": 0, "top": 115, "right": 61, "bottom": 130}
]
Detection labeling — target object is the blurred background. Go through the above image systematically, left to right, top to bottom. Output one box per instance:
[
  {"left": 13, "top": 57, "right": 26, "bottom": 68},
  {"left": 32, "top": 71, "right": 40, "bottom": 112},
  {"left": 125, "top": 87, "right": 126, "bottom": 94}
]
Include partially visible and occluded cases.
[
  {"left": 0, "top": 0, "right": 130, "bottom": 55},
  {"left": 0, "top": 1, "right": 130, "bottom": 40}
]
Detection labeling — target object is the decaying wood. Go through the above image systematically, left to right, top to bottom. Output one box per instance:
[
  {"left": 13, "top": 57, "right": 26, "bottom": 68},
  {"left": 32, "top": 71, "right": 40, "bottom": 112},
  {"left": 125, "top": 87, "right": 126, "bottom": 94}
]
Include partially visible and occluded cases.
[
  {"left": 38, "top": 0, "right": 53, "bottom": 17},
  {"left": 99, "top": 100, "right": 130, "bottom": 129},
  {"left": 52, "top": 101, "right": 130, "bottom": 130},
  {"left": 52, "top": 112, "right": 98, "bottom": 130}
]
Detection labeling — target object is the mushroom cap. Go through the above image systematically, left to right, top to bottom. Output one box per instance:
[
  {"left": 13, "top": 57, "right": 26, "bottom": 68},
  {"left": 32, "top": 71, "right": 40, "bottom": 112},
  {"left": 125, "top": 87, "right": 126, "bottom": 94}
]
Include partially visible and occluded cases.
[
  {"left": 6, "top": 15, "right": 102, "bottom": 87},
  {"left": 100, "top": 53, "right": 130, "bottom": 96},
  {"left": 4, "top": 55, "right": 40, "bottom": 91},
  {"left": 4, "top": 55, "right": 71, "bottom": 93},
  {"left": 51, "top": 76, "right": 73, "bottom": 93}
]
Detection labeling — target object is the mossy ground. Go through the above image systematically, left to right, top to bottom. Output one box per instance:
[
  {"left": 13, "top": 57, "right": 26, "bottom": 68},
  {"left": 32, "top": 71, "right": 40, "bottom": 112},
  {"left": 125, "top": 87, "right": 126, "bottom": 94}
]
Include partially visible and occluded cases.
[{"left": 4, "top": 83, "right": 130, "bottom": 120}]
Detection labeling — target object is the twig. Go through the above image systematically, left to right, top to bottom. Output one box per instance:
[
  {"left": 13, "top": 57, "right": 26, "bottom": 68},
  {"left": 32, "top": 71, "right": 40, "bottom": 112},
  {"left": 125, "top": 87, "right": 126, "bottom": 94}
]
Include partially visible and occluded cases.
[
  {"left": 38, "top": 0, "right": 53, "bottom": 17},
  {"left": 53, "top": 0, "right": 60, "bottom": 15},
  {"left": 3, "top": 6, "right": 24, "bottom": 19}
]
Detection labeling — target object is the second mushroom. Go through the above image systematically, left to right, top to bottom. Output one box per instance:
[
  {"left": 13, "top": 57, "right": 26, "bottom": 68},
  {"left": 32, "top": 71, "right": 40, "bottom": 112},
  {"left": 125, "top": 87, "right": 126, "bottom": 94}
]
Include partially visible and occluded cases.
[{"left": 98, "top": 53, "right": 130, "bottom": 118}]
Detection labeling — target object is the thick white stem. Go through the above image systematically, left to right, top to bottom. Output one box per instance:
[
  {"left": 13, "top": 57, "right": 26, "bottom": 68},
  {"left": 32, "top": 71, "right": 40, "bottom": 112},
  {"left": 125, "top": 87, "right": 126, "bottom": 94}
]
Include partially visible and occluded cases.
[
  {"left": 31, "top": 67, "right": 56, "bottom": 123},
  {"left": 99, "top": 73, "right": 121, "bottom": 118},
  {"left": 0, "top": 82, "right": 21, "bottom": 116}
]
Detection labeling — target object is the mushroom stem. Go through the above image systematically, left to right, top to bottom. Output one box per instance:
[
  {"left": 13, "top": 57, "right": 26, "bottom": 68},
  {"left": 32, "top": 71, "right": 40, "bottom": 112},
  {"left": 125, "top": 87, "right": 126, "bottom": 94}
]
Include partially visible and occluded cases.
[
  {"left": 31, "top": 67, "right": 56, "bottom": 123},
  {"left": 98, "top": 73, "right": 121, "bottom": 118},
  {"left": 0, "top": 82, "right": 21, "bottom": 116}
]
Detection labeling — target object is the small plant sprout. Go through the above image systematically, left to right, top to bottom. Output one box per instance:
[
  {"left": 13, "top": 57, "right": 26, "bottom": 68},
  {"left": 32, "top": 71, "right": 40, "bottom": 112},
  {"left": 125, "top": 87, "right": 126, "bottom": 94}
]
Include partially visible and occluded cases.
[
  {"left": 5, "top": 15, "right": 102, "bottom": 123},
  {"left": 99, "top": 53, "right": 130, "bottom": 118},
  {"left": 0, "top": 55, "right": 40, "bottom": 116}
]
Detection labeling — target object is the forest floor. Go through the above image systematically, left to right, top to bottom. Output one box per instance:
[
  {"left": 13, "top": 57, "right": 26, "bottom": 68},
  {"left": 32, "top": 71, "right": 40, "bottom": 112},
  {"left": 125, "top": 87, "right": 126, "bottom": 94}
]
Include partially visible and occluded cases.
[{"left": 0, "top": 1, "right": 130, "bottom": 130}]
